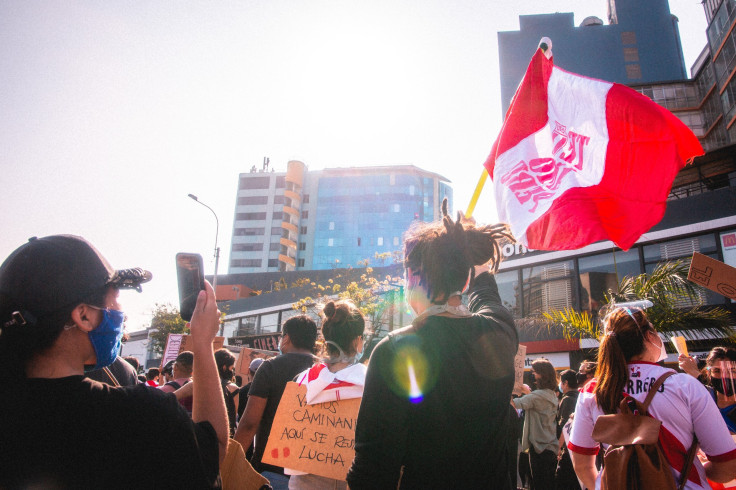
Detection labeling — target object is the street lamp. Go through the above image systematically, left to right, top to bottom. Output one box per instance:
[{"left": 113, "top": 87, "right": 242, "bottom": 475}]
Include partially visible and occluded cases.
[{"left": 187, "top": 194, "right": 220, "bottom": 294}]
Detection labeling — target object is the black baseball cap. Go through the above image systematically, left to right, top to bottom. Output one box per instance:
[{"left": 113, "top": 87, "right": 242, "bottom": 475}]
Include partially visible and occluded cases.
[{"left": 0, "top": 235, "right": 152, "bottom": 326}]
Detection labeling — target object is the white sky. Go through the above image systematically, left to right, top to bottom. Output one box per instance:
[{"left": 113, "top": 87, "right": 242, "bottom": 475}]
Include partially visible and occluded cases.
[{"left": 0, "top": 0, "right": 709, "bottom": 332}]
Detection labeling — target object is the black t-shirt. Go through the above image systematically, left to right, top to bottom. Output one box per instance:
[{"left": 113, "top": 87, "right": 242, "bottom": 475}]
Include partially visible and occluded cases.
[
  {"left": 346, "top": 272, "right": 519, "bottom": 489},
  {"left": 248, "top": 352, "right": 314, "bottom": 472},
  {"left": 0, "top": 376, "right": 220, "bottom": 489}
]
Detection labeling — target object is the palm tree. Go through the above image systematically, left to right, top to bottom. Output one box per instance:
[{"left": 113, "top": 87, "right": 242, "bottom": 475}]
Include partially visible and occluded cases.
[{"left": 543, "top": 260, "right": 734, "bottom": 342}]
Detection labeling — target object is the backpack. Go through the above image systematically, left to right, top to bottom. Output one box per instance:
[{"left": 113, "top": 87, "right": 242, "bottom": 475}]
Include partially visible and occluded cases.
[{"left": 591, "top": 372, "right": 698, "bottom": 490}]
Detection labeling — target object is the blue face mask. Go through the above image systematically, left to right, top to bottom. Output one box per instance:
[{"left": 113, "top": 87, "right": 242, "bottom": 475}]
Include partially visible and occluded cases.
[{"left": 88, "top": 308, "right": 125, "bottom": 369}]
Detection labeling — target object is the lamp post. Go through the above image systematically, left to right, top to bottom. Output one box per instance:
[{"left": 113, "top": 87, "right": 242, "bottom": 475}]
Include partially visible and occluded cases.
[{"left": 187, "top": 193, "right": 220, "bottom": 294}]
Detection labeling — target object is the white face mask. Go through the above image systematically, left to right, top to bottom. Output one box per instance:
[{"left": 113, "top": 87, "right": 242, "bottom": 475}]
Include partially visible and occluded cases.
[
  {"left": 649, "top": 334, "right": 668, "bottom": 363},
  {"left": 558, "top": 382, "right": 564, "bottom": 393}
]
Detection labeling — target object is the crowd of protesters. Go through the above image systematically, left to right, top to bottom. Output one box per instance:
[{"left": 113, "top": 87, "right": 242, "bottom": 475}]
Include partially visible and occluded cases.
[{"left": 3, "top": 207, "right": 736, "bottom": 489}]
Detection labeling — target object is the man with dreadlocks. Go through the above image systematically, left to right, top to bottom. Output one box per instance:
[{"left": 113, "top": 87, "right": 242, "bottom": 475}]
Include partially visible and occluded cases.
[{"left": 347, "top": 200, "right": 519, "bottom": 489}]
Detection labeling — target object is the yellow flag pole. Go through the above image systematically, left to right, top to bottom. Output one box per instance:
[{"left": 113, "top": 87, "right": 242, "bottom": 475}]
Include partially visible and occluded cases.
[{"left": 465, "top": 168, "right": 488, "bottom": 219}]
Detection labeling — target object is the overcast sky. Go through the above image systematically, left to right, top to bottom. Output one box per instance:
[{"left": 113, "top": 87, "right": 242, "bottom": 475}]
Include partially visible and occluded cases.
[{"left": 0, "top": 0, "right": 709, "bottom": 331}]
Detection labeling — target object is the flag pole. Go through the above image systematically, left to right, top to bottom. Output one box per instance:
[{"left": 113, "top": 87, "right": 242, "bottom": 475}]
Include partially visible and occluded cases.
[{"left": 465, "top": 168, "right": 488, "bottom": 218}]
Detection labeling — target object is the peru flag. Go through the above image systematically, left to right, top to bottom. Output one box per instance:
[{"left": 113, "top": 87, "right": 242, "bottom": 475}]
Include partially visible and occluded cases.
[{"left": 485, "top": 47, "right": 703, "bottom": 251}]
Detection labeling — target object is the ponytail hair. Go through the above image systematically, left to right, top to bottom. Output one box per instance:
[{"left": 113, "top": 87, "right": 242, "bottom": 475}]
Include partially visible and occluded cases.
[
  {"left": 403, "top": 198, "right": 513, "bottom": 303},
  {"left": 321, "top": 300, "right": 365, "bottom": 359},
  {"left": 594, "top": 308, "right": 653, "bottom": 414}
]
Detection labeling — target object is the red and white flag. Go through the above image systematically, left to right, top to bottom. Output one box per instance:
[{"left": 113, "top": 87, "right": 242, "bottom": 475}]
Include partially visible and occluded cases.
[{"left": 485, "top": 46, "right": 704, "bottom": 251}]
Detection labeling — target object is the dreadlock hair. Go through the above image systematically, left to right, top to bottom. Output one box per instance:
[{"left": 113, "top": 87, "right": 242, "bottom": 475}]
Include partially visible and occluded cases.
[
  {"left": 403, "top": 198, "right": 513, "bottom": 303},
  {"left": 594, "top": 308, "right": 655, "bottom": 414}
]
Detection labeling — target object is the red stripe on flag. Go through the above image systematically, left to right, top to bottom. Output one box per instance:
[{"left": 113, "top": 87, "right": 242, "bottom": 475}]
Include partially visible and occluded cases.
[
  {"left": 485, "top": 49, "right": 553, "bottom": 178},
  {"left": 523, "top": 82, "right": 703, "bottom": 251}
]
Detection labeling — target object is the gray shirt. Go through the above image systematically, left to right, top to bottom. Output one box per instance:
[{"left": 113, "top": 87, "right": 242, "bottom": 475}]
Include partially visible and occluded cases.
[{"left": 515, "top": 388, "right": 559, "bottom": 454}]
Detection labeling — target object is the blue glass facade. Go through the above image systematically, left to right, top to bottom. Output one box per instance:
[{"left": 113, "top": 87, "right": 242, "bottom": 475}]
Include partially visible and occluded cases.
[
  {"left": 498, "top": 0, "right": 688, "bottom": 115},
  {"left": 311, "top": 170, "right": 451, "bottom": 269}
]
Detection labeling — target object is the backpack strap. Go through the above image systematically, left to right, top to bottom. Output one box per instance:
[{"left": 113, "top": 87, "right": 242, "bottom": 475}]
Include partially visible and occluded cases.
[
  {"left": 636, "top": 371, "right": 697, "bottom": 490},
  {"left": 641, "top": 371, "right": 676, "bottom": 413},
  {"left": 678, "top": 436, "right": 699, "bottom": 490}
]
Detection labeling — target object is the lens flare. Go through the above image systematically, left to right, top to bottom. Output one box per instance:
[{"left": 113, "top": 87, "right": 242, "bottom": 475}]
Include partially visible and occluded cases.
[
  {"left": 387, "top": 341, "right": 435, "bottom": 403},
  {"left": 407, "top": 359, "right": 424, "bottom": 403}
]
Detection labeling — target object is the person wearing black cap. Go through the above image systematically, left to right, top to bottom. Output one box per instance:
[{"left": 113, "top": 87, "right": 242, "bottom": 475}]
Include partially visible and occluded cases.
[{"left": 0, "top": 235, "right": 228, "bottom": 489}]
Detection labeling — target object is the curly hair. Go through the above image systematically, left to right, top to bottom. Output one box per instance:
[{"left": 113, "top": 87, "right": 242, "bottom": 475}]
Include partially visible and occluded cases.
[
  {"left": 403, "top": 198, "right": 513, "bottom": 303},
  {"left": 321, "top": 300, "right": 365, "bottom": 358}
]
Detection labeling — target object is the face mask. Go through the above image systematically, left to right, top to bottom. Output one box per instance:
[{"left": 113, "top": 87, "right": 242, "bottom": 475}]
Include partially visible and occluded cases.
[
  {"left": 88, "top": 308, "right": 125, "bottom": 370},
  {"left": 649, "top": 335, "right": 668, "bottom": 363},
  {"left": 354, "top": 345, "right": 365, "bottom": 363},
  {"left": 712, "top": 377, "right": 736, "bottom": 397},
  {"left": 558, "top": 383, "right": 564, "bottom": 393}
]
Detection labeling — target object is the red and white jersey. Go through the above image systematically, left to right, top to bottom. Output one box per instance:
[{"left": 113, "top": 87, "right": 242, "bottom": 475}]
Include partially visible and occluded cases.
[
  {"left": 569, "top": 361, "right": 736, "bottom": 490},
  {"left": 295, "top": 362, "right": 366, "bottom": 405}
]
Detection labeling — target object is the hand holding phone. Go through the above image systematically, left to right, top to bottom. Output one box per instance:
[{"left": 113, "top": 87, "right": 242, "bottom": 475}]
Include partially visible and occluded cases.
[{"left": 176, "top": 253, "right": 205, "bottom": 322}]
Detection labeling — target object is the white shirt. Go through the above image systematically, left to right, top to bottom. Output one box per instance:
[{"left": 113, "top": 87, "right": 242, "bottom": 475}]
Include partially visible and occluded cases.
[{"left": 569, "top": 361, "right": 736, "bottom": 490}]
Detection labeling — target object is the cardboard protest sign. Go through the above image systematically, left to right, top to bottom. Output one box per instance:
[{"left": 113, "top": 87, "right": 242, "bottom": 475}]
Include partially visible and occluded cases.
[
  {"left": 689, "top": 252, "right": 736, "bottom": 300},
  {"left": 670, "top": 336, "right": 688, "bottom": 357},
  {"left": 513, "top": 344, "right": 527, "bottom": 394},
  {"left": 234, "top": 347, "right": 278, "bottom": 382},
  {"left": 262, "top": 382, "right": 361, "bottom": 480}
]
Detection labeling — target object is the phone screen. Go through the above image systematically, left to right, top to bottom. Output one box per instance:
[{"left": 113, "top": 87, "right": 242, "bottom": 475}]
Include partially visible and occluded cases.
[{"left": 176, "top": 253, "right": 205, "bottom": 322}]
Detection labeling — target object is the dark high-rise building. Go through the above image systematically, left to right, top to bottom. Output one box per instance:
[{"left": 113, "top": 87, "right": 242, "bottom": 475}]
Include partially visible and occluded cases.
[{"left": 498, "top": 0, "right": 687, "bottom": 115}]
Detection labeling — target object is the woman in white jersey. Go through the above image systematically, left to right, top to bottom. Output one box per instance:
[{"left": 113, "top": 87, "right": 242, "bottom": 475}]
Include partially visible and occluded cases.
[
  {"left": 287, "top": 299, "right": 366, "bottom": 490},
  {"left": 569, "top": 307, "right": 736, "bottom": 490}
]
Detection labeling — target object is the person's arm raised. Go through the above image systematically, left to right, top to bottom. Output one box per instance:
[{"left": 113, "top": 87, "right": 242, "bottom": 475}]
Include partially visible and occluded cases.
[{"left": 190, "top": 280, "right": 229, "bottom": 464}]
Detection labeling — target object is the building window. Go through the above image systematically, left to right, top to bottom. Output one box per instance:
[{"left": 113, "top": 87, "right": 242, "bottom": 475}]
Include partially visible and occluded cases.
[
  {"left": 621, "top": 31, "right": 637, "bottom": 45},
  {"left": 623, "top": 47, "right": 639, "bottom": 62},
  {"left": 626, "top": 64, "right": 642, "bottom": 79},
  {"left": 239, "top": 176, "right": 270, "bottom": 190},
  {"left": 275, "top": 176, "right": 286, "bottom": 188},
  {"left": 409, "top": 185, "right": 415, "bottom": 196},
  {"left": 303, "top": 194, "right": 310, "bottom": 203},
  {"left": 238, "top": 196, "right": 268, "bottom": 205},
  {"left": 274, "top": 196, "right": 285, "bottom": 204},
  {"left": 393, "top": 204, "right": 400, "bottom": 212},
  {"left": 301, "top": 210, "right": 309, "bottom": 219},
  {"left": 236, "top": 212, "right": 267, "bottom": 221},
  {"left": 272, "top": 212, "right": 283, "bottom": 220},
  {"left": 329, "top": 221, "right": 335, "bottom": 230},
  {"left": 300, "top": 226, "right": 307, "bottom": 234},
  {"left": 271, "top": 227, "right": 282, "bottom": 235},
  {"left": 234, "top": 228, "right": 265, "bottom": 236},
  {"left": 393, "top": 236, "right": 399, "bottom": 246},
  {"left": 357, "top": 237, "right": 362, "bottom": 246},
  {"left": 377, "top": 237, "right": 384, "bottom": 246},
  {"left": 328, "top": 238, "right": 334, "bottom": 247},
  {"left": 270, "top": 242, "right": 281, "bottom": 251},
  {"left": 299, "top": 242, "right": 306, "bottom": 251},
  {"left": 232, "top": 243, "right": 264, "bottom": 252},
  {"left": 578, "top": 250, "right": 640, "bottom": 313},
  {"left": 230, "top": 259, "right": 262, "bottom": 267},
  {"left": 267, "top": 259, "right": 278, "bottom": 267},
  {"left": 298, "top": 259, "right": 305, "bottom": 267},
  {"left": 522, "top": 260, "right": 576, "bottom": 316},
  {"left": 496, "top": 270, "right": 521, "bottom": 318}
]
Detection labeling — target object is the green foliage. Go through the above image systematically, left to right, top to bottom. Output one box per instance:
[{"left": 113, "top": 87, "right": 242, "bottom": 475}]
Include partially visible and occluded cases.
[
  {"left": 544, "top": 260, "right": 733, "bottom": 342},
  {"left": 291, "top": 262, "right": 404, "bottom": 346},
  {"left": 148, "top": 303, "right": 189, "bottom": 356}
]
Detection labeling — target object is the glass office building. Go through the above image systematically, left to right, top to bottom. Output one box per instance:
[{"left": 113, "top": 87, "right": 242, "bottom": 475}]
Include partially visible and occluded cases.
[{"left": 229, "top": 162, "right": 451, "bottom": 273}]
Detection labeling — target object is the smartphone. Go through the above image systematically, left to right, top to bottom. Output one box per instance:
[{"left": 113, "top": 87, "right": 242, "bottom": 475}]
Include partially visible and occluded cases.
[{"left": 176, "top": 253, "right": 205, "bottom": 322}]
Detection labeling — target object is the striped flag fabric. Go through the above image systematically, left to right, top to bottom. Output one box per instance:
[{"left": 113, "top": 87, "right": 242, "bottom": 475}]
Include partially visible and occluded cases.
[{"left": 485, "top": 44, "right": 704, "bottom": 251}]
